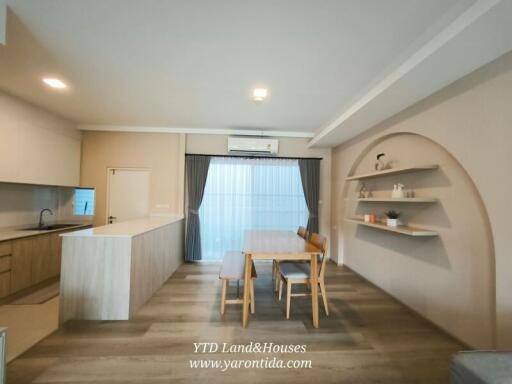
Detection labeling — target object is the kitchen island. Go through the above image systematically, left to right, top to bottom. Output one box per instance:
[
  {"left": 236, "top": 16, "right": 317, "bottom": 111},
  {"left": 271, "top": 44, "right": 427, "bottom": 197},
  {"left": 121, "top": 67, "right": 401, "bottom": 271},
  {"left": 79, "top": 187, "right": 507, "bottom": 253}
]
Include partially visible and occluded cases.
[{"left": 59, "top": 215, "right": 184, "bottom": 322}]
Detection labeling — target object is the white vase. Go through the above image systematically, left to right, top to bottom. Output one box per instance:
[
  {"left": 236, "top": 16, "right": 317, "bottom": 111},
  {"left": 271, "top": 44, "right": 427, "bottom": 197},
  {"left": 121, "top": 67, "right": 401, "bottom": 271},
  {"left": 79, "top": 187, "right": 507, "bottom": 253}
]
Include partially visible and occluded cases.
[
  {"left": 391, "top": 184, "right": 405, "bottom": 198},
  {"left": 387, "top": 218, "right": 398, "bottom": 227}
]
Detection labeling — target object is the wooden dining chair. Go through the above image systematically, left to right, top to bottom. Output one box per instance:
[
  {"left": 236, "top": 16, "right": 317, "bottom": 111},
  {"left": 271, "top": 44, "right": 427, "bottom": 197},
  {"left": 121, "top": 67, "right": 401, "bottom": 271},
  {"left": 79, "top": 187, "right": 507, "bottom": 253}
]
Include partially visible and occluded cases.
[
  {"left": 272, "top": 226, "right": 309, "bottom": 292},
  {"left": 297, "top": 226, "right": 309, "bottom": 240},
  {"left": 278, "top": 233, "right": 328, "bottom": 319},
  {"left": 219, "top": 251, "right": 257, "bottom": 315}
]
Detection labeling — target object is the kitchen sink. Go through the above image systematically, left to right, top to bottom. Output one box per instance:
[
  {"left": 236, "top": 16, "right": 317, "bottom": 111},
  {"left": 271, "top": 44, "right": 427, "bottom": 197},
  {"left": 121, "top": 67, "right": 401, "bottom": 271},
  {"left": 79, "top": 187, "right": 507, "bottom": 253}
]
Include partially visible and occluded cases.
[{"left": 21, "top": 223, "right": 80, "bottom": 231}]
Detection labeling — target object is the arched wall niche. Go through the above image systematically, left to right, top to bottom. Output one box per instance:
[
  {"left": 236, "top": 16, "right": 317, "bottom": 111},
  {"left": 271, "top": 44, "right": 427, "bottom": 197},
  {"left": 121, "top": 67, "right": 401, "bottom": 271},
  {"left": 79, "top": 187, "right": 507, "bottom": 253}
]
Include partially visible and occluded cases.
[{"left": 341, "top": 132, "right": 496, "bottom": 348}]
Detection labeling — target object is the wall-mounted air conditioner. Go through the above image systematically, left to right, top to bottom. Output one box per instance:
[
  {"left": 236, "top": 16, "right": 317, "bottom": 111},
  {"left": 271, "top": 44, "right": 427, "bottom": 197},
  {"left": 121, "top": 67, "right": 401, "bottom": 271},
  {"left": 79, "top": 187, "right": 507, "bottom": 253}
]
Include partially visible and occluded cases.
[{"left": 228, "top": 136, "right": 279, "bottom": 155}]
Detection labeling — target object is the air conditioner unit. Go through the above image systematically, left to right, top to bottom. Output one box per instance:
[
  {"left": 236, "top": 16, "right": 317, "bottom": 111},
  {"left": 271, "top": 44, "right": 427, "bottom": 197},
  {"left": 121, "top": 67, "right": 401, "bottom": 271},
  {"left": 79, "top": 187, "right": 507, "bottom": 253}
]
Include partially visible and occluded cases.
[{"left": 228, "top": 136, "right": 279, "bottom": 155}]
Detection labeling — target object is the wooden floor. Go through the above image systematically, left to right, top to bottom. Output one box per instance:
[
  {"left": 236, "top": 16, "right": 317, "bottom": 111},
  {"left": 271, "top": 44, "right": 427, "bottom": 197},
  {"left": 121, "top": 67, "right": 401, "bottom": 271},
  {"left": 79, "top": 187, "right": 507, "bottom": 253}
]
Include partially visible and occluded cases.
[{"left": 7, "top": 261, "right": 464, "bottom": 384}]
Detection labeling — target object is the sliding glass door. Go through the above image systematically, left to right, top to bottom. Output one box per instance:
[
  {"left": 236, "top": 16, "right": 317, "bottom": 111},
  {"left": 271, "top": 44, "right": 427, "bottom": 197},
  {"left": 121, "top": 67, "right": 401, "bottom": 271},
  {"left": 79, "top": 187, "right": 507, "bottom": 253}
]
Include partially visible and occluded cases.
[{"left": 199, "top": 157, "right": 308, "bottom": 260}]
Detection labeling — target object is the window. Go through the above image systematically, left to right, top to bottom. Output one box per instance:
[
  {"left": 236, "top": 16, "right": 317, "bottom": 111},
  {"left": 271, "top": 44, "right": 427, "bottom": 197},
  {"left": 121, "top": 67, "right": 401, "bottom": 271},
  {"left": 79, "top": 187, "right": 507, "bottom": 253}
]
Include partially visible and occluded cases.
[
  {"left": 199, "top": 157, "right": 308, "bottom": 260},
  {"left": 74, "top": 188, "right": 95, "bottom": 216}
]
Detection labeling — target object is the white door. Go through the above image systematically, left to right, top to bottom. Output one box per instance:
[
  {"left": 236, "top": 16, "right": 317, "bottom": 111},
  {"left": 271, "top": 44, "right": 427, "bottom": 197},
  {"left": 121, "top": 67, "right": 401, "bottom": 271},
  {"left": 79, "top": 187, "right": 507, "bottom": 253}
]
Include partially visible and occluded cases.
[{"left": 107, "top": 168, "right": 150, "bottom": 224}]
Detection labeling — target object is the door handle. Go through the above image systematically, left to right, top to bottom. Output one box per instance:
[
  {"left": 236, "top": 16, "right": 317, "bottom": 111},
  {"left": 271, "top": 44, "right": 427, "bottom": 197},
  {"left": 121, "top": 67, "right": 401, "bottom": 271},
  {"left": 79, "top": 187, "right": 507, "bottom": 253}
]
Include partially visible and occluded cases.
[{"left": 108, "top": 216, "right": 117, "bottom": 224}]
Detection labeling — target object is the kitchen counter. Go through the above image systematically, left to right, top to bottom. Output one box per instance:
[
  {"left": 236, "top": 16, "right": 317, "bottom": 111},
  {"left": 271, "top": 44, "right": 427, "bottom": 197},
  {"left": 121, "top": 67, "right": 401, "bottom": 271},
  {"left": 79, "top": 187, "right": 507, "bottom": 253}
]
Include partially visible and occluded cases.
[
  {"left": 60, "top": 215, "right": 184, "bottom": 322},
  {"left": 61, "top": 215, "right": 183, "bottom": 238},
  {"left": 0, "top": 222, "right": 91, "bottom": 242}
]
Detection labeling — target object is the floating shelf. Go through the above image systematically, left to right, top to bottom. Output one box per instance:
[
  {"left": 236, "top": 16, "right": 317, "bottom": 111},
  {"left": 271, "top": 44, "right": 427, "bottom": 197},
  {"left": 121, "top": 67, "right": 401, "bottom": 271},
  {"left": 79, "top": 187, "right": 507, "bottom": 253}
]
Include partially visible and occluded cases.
[
  {"left": 345, "top": 165, "right": 439, "bottom": 181},
  {"left": 346, "top": 197, "right": 438, "bottom": 203},
  {"left": 345, "top": 218, "right": 438, "bottom": 237}
]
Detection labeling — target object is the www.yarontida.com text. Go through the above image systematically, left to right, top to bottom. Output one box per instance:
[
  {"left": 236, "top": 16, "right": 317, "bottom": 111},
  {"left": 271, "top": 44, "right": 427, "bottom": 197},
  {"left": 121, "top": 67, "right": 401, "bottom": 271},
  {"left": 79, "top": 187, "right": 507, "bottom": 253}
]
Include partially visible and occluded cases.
[
  {"left": 189, "top": 342, "right": 312, "bottom": 371},
  {"left": 190, "top": 357, "right": 312, "bottom": 371}
]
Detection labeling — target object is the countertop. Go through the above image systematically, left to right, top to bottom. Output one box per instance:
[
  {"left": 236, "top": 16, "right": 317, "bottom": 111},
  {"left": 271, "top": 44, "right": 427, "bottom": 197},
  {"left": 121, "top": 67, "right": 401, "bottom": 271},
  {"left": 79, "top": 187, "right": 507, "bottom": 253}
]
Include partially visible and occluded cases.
[
  {"left": 61, "top": 215, "right": 184, "bottom": 238},
  {"left": 0, "top": 222, "right": 92, "bottom": 242}
]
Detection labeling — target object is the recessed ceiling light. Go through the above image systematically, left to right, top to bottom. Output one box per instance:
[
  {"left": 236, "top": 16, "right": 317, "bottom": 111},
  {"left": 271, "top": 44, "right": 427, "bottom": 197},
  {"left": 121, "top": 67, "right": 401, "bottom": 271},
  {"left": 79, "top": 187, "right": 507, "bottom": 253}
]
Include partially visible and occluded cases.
[
  {"left": 42, "top": 78, "right": 67, "bottom": 89},
  {"left": 253, "top": 88, "right": 268, "bottom": 101}
]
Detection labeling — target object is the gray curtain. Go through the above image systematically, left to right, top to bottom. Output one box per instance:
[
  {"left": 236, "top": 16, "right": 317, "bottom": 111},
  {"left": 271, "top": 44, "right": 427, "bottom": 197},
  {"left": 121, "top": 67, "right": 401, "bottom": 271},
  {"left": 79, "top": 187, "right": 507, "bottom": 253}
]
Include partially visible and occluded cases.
[
  {"left": 185, "top": 155, "right": 211, "bottom": 261},
  {"left": 298, "top": 159, "right": 320, "bottom": 235}
]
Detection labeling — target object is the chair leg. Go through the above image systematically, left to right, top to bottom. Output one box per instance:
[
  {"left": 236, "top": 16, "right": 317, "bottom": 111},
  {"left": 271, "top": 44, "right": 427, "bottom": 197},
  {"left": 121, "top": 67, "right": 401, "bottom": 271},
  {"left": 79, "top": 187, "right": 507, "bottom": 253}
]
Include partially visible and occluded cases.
[
  {"left": 271, "top": 260, "right": 275, "bottom": 287},
  {"left": 274, "top": 261, "right": 280, "bottom": 292},
  {"left": 278, "top": 278, "right": 283, "bottom": 301},
  {"left": 220, "top": 279, "right": 227, "bottom": 315},
  {"left": 250, "top": 279, "right": 255, "bottom": 314},
  {"left": 320, "top": 280, "right": 329, "bottom": 316},
  {"left": 286, "top": 281, "right": 292, "bottom": 319}
]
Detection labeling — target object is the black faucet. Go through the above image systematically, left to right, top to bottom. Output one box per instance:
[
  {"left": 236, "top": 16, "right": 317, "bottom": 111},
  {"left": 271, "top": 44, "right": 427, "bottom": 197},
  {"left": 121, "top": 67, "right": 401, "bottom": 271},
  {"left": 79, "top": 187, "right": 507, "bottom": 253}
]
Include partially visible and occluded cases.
[{"left": 39, "top": 208, "right": 53, "bottom": 228}]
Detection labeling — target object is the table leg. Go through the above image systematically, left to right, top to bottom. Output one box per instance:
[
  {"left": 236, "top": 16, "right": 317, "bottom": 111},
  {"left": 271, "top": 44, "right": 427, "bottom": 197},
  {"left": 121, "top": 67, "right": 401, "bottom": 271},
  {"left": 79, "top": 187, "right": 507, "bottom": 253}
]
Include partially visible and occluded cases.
[
  {"left": 242, "top": 253, "right": 252, "bottom": 328},
  {"left": 310, "top": 254, "right": 319, "bottom": 328}
]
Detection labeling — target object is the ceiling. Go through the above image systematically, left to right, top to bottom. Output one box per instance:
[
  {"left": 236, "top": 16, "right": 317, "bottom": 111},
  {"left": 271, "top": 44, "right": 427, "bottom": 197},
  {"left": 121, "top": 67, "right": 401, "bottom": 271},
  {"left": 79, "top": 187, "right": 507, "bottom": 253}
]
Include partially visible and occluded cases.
[{"left": 0, "top": 0, "right": 477, "bottom": 137}]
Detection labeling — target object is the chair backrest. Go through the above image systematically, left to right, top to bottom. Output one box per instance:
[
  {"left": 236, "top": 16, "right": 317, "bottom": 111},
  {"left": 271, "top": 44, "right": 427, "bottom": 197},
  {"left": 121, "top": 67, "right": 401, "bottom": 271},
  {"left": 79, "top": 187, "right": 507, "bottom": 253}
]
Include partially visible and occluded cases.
[
  {"left": 297, "top": 226, "right": 308, "bottom": 239},
  {"left": 310, "top": 233, "right": 327, "bottom": 280}
]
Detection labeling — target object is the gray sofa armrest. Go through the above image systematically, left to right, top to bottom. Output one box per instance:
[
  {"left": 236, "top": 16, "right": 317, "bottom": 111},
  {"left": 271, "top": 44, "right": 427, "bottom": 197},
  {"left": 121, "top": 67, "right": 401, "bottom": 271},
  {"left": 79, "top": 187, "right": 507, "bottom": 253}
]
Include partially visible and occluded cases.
[{"left": 451, "top": 351, "right": 512, "bottom": 384}]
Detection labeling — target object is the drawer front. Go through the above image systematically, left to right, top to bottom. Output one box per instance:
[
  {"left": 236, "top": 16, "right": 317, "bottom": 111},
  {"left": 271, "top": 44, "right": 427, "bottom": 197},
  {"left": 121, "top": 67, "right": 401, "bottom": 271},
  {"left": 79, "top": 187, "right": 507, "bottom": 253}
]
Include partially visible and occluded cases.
[
  {"left": 0, "top": 242, "right": 12, "bottom": 257},
  {"left": 0, "top": 256, "right": 11, "bottom": 273},
  {"left": 0, "top": 271, "right": 11, "bottom": 298}
]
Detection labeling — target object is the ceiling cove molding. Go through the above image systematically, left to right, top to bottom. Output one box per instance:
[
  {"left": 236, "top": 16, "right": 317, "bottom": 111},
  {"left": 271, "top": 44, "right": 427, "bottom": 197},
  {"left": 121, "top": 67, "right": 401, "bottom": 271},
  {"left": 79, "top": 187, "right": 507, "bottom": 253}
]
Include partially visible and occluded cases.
[
  {"left": 309, "top": 0, "right": 510, "bottom": 148},
  {"left": 78, "top": 124, "right": 315, "bottom": 138}
]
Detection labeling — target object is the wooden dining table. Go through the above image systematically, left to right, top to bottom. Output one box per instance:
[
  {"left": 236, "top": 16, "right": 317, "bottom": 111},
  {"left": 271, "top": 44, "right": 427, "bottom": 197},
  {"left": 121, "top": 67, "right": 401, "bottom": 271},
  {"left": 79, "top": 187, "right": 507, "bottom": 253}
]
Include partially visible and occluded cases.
[{"left": 241, "top": 229, "right": 322, "bottom": 328}]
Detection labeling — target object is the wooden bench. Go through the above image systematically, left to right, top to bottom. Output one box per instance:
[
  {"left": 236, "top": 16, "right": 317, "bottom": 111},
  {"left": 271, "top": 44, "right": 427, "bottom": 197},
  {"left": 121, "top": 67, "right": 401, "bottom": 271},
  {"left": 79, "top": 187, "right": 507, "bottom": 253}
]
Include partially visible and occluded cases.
[{"left": 219, "top": 251, "right": 257, "bottom": 315}]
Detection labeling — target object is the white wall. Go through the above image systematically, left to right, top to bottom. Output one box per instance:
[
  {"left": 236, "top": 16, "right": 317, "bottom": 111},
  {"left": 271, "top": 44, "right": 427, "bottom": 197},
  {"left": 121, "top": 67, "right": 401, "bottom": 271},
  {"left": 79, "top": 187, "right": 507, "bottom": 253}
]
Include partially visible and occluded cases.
[
  {"left": 331, "top": 51, "right": 512, "bottom": 348},
  {"left": 186, "top": 134, "right": 332, "bottom": 255}
]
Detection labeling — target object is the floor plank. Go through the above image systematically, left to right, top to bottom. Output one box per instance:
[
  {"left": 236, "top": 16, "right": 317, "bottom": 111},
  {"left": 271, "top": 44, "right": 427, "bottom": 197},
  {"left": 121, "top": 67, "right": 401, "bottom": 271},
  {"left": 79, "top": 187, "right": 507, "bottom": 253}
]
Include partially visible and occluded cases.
[{"left": 7, "top": 261, "right": 464, "bottom": 383}]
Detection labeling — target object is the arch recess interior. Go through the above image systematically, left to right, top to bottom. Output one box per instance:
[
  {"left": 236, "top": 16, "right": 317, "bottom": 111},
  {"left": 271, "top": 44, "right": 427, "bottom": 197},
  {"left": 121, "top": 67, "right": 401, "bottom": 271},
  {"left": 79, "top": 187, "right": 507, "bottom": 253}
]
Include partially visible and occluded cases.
[{"left": 341, "top": 132, "right": 495, "bottom": 348}]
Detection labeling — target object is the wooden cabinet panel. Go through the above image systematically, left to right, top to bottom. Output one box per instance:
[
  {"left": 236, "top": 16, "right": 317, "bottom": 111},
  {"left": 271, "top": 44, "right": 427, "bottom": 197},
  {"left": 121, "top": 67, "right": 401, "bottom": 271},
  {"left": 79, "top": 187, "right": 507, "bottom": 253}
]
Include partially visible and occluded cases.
[
  {"left": 8, "top": 227, "right": 88, "bottom": 295},
  {"left": 49, "top": 233, "right": 62, "bottom": 277},
  {"left": 31, "top": 235, "right": 53, "bottom": 284},
  {"left": 11, "top": 238, "right": 33, "bottom": 293},
  {"left": 0, "top": 242, "right": 12, "bottom": 257},
  {"left": 0, "top": 242, "right": 13, "bottom": 297},
  {"left": 0, "top": 256, "right": 11, "bottom": 273},
  {"left": 0, "top": 272, "right": 11, "bottom": 298}
]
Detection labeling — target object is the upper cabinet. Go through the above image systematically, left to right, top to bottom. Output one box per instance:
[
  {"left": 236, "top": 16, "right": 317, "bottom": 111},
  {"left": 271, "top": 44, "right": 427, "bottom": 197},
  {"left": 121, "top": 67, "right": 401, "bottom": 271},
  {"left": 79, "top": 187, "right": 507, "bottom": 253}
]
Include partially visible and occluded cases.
[{"left": 0, "top": 92, "right": 81, "bottom": 187}]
